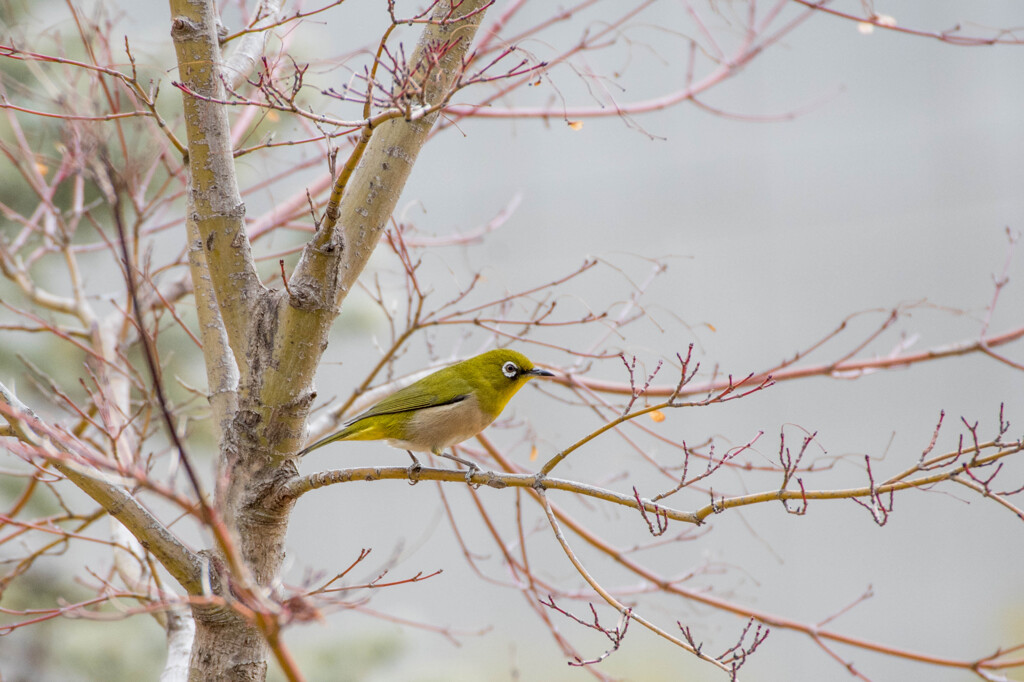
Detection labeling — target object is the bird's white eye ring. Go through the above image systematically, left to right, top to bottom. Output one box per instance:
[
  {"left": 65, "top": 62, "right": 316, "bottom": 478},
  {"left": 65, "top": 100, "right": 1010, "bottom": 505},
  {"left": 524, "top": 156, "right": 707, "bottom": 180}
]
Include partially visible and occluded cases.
[{"left": 502, "top": 361, "right": 519, "bottom": 379}]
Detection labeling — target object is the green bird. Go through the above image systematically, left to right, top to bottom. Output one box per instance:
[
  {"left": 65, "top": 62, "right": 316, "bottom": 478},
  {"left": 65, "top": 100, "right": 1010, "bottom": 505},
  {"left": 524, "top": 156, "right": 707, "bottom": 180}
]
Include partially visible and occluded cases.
[{"left": 299, "top": 349, "right": 553, "bottom": 469}]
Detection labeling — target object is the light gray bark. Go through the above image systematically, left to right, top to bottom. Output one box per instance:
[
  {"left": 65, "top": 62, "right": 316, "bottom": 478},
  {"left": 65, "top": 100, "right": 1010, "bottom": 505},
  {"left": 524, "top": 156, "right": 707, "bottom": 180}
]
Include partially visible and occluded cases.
[{"left": 166, "top": 1, "right": 493, "bottom": 679}]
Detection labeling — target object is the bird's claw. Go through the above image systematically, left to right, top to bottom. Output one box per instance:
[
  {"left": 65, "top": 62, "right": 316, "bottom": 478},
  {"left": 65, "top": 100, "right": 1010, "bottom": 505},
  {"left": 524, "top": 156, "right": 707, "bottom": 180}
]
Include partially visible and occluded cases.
[
  {"left": 406, "top": 451, "right": 422, "bottom": 485},
  {"left": 464, "top": 462, "right": 480, "bottom": 487}
]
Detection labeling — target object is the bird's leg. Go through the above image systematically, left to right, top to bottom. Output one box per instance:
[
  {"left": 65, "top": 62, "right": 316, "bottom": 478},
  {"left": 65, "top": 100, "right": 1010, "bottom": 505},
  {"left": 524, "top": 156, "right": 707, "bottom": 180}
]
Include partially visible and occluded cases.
[
  {"left": 433, "top": 448, "right": 479, "bottom": 484},
  {"left": 406, "top": 450, "right": 422, "bottom": 484}
]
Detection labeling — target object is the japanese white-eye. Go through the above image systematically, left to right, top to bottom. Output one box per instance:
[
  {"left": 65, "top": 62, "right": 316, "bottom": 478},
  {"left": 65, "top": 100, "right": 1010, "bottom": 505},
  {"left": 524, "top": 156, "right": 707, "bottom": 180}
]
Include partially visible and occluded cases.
[{"left": 299, "top": 349, "right": 553, "bottom": 465}]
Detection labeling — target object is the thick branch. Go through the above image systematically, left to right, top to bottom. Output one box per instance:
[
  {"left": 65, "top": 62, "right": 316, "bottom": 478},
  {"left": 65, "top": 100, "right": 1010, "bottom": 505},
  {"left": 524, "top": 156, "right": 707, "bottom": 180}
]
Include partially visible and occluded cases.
[
  {"left": 170, "top": 0, "right": 264, "bottom": 369},
  {"left": 222, "top": 0, "right": 285, "bottom": 91},
  {"left": 267, "top": 0, "right": 493, "bottom": 454},
  {"left": 290, "top": 0, "right": 491, "bottom": 299},
  {"left": 186, "top": 217, "right": 239, "bottom": 451},
  {"left": 0, "top": 381, "right": 204, "bottom": 594},
  {"left": 55, "top": 462, "right": 205, "bottom": 595},
  {"left": 160, "top": 607, "right": 195, "bottom": 682}
]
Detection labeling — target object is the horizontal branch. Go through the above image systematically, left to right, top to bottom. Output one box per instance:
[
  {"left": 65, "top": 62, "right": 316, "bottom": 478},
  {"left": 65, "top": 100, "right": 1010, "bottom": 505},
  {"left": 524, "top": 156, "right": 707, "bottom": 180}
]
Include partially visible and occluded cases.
[
  {"left": 789, "top": 1, "right": 1024, "bottom": 46},
  {"left": 171, "top": 81, "right": 448, "bottom": 132},
  {"left": 0, "top": 99, "right": 155, "bottom": 122},
  {"left": 562, "top": 324, "right": 1024, "bottom": 398},
  {"left": 283, "top": 402, "right": 1022, "bottom": 534},
  {"left": 279, "top": 432, "right": 1023, "bottom": 537},
  {"left": 470, "top": 436, "right": 1024, "bottom": 674},
  {"left": 693, "top": 439, "right": 1024, "bottom": 522},
  {"left": 274, "top": 465, "right": 700, "bottom": 524},
  {"left": 543, "top": 475, "right": 1024, "bottom": 675}
]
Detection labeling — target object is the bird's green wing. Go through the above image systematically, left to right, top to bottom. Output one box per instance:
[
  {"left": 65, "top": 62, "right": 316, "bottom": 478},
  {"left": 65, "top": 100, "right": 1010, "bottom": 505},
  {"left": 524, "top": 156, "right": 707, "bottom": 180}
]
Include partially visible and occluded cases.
[{"left": 345, "top": 382, "right": 470, "bottom": 424}]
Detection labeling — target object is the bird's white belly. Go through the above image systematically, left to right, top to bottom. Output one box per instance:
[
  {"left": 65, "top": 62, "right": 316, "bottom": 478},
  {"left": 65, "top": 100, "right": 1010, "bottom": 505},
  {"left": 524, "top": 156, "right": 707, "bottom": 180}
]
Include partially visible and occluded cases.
[{"left": 385, "top": 395, "right": 493, "bottom": 453}]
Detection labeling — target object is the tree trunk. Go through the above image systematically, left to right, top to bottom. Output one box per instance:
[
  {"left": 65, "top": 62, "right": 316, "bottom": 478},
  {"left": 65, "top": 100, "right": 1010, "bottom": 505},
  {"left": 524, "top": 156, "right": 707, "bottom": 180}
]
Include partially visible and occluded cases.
[{"left": 167, "top": 1, "right": 492, "bottom": 678}]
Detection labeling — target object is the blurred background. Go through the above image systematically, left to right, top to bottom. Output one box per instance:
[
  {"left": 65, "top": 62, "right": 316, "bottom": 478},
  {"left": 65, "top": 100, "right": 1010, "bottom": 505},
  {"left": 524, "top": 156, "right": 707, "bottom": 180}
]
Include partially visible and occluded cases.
[{"left": 1, "top": 1, "right": 1022, "bottom": 680}]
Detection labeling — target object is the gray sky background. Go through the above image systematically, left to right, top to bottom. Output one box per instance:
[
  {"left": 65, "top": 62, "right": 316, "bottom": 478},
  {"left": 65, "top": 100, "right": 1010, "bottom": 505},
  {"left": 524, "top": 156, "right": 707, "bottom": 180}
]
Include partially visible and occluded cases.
[{"left": 290, "top": 3, "right": 1024, "bottom": 681}]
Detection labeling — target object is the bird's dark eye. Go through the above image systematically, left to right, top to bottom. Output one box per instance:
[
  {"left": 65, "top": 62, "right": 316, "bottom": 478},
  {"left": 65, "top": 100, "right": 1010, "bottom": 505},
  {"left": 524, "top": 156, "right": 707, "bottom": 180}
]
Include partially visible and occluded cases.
[{"left": 502, "top": 361, "right": 519, "bottom": 379}]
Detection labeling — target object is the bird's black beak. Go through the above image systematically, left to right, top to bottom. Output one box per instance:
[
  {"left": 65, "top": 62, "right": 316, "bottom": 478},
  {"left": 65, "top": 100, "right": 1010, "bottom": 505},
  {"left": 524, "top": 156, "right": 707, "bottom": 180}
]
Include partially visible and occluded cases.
[{"left": 527, "top": 367, "right": 555, "bottom": 378}]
